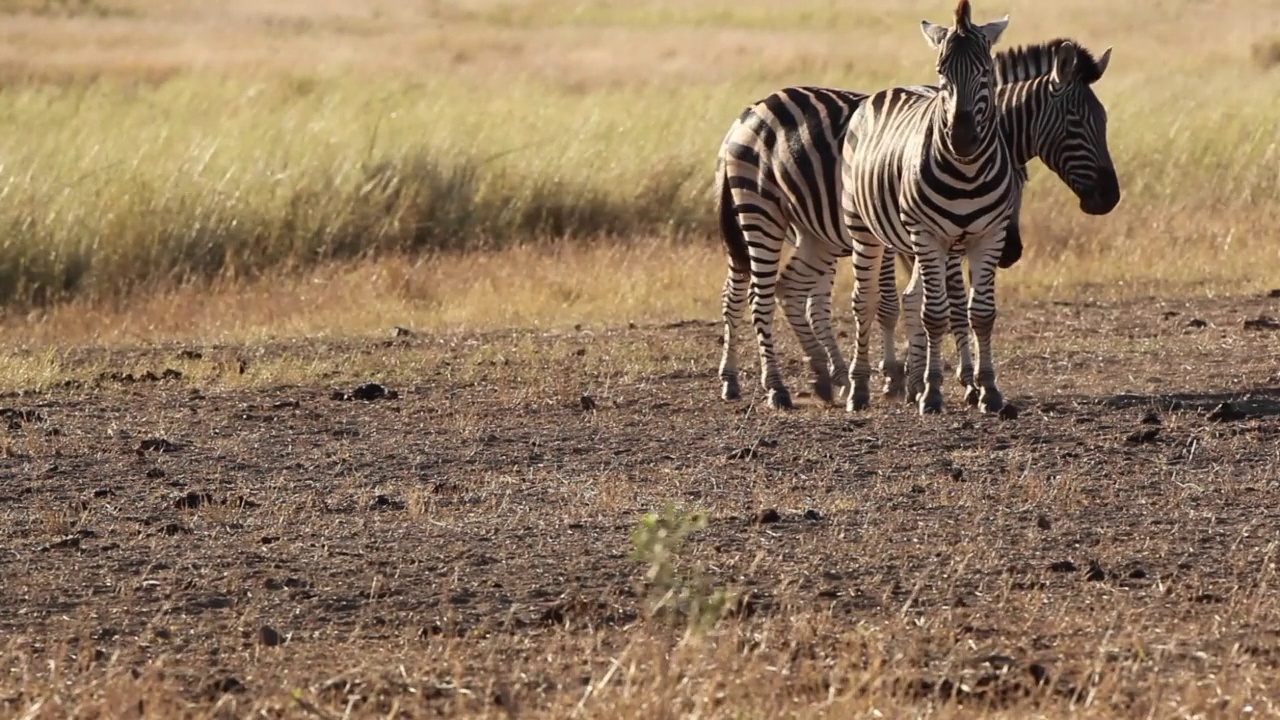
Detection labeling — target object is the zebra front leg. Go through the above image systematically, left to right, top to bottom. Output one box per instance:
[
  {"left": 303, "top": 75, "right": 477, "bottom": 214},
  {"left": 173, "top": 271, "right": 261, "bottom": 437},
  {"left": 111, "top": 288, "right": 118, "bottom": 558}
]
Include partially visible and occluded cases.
[
  {"left": 966, "top": 236, "right": 1004, "bottom": 414},
  {"left": 846, "top": 240, "right": 884, "bottom": 412},
  {"left": 913, "top": 240, "right": 950, "bottom": 415},
  {"left": 779, "top": 246, "right": 837, "bottom": 404},
  {"left": 876, "top": 247, "right": 905, "bottom": 400},
  {"left": 945, "top": 252, "right": 978, "bottom": 406},
  {"left": 901, "top": 259, "right": 926, "bottom": 405},
  {"left": 718, "top": 264, "right": 750, "bottom": 400}
]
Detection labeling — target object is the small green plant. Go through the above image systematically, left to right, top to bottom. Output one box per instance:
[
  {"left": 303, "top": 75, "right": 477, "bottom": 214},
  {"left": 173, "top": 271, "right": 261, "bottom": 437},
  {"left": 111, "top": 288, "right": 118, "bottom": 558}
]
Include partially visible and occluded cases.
[{"left": 630, "top": 503, "right": 734, "bottom": 633}]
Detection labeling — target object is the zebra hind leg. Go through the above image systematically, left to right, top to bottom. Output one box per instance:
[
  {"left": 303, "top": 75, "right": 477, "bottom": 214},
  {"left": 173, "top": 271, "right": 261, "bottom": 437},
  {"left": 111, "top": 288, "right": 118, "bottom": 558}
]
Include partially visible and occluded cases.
[
  {"left": 779, "top": 245, "right": 837, "bottom": 404},
  {"left": 718, "top": 265, "right": 750, "bottom": 400}
]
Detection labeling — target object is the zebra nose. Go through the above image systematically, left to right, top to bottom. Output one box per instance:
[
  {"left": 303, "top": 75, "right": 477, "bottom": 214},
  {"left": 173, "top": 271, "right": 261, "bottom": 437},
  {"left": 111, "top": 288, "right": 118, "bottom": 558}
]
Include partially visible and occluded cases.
[
  {"left": 952, "top": 111, "right": 979, "bottom": 156},
  {"left": 1081, "top": 166, "right": 1121, "bottom": 215}
]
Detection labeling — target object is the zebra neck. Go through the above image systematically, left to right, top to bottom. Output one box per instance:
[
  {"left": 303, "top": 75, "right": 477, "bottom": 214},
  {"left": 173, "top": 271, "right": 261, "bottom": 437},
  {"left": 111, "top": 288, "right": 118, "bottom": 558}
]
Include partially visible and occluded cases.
[{"left": 996, "top": 80, "right": 1049, "bottom": 168}]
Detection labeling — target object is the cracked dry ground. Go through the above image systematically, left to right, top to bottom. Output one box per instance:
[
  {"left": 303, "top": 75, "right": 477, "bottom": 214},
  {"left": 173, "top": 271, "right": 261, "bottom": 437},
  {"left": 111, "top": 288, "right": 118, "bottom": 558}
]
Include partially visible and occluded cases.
[{"left": 2, "top": 294, "right": 1280, "bottom": 718}]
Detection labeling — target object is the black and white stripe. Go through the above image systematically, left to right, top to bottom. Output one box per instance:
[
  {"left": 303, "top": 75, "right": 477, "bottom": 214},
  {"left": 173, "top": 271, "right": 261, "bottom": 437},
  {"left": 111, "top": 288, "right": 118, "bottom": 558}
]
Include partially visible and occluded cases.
[{"left": 716, "top": 31, "right": 1119, "bottom": 412}]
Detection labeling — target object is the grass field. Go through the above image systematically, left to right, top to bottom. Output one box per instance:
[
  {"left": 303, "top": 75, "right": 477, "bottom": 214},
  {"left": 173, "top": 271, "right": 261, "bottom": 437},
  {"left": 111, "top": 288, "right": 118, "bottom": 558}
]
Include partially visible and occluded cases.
[{"left": 2, "top": 0, "right": 1280, "bottom": 718}]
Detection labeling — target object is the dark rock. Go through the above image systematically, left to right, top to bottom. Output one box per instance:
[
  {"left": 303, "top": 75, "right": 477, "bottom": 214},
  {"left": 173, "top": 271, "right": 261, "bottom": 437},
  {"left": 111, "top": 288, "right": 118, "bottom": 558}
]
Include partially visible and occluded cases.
[
  {"left": 1207, "top": 402, "right": 1248, "bottom": 422},
  {"left": 1125, "top": 427, "right": 1160, "bottom": 444},
  {"left": 753, "top": 508, "right": 781, "bottom": 524},
  {"left": 258, "top": 625, "right": 284, "bottom": 647}
]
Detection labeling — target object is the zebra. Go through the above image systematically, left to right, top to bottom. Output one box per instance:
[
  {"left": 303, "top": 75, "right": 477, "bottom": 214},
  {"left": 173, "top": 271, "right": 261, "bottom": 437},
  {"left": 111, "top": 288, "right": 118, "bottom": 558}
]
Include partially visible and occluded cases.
[
  {"left": 717, "top": 0, "right": 1010, "bottom": 412},
  {"left": 841, "top": 0, "right": 1019, "bottom": 415},
  {"left": 716, "top": 34, "right": 1119, "bottom": 411},
  {"left": 885, "top": 40, "right": 1120, "bottom": 406}
]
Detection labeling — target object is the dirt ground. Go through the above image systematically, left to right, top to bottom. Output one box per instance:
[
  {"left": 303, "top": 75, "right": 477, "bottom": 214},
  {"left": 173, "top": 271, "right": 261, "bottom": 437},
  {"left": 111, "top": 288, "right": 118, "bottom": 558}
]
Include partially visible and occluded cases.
[{"left": 2, "top": 292, "right": 1280, "bottom": 718}]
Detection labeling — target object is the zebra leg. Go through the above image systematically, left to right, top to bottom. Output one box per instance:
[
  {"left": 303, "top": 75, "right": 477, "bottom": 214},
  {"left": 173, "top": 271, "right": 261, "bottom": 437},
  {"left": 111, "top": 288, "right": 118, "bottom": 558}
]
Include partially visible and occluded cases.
[
  {"left": 966, "top": 237, "right": 1004, "bottom": 414},
  {"left": 846, "top": 239, "right": 884, "bottom": 412},
  {"left": 914, "top": 240, "right": 950, "bottom": 415},
  {"left": 747, "top": 242, "right": 794, "bottom": 410},
  {"left": 779, "top": 243, "right": 837, "bottom": 404},
  {"left": 799, "top": 246, "right": 847, "bottom": 404},
  {"left": 876, "top": 247, "right": 905, "bottom": 400},
  {"left": 945, "top": 252, "right": 978, "bottom": 406},
  {"left": 901, "top": 260, "right": 926, "bottom": 405},
  {"left": 718, "top": 263, "right": 750, "bottom": 400}
]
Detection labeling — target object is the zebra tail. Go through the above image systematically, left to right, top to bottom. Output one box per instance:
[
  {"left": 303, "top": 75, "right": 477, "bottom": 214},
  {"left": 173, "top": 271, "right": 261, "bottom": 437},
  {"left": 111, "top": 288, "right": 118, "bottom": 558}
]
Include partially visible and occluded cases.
[{"left": 716, "top": 159, "right": 751, "bottom": 277}]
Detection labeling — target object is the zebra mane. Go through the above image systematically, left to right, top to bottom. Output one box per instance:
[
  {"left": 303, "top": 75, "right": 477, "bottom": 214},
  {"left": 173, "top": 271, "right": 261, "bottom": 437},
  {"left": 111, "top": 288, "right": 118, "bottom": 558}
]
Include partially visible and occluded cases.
[{"left": 993, "top": 38, "right": 1104, "bottom": 86}]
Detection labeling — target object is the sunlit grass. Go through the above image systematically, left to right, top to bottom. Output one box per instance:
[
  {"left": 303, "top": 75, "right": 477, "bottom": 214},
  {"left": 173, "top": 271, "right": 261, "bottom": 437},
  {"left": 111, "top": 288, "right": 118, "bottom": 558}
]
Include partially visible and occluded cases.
[{"left": 0, "top": 0, "right": 1276, "bottom": 339}]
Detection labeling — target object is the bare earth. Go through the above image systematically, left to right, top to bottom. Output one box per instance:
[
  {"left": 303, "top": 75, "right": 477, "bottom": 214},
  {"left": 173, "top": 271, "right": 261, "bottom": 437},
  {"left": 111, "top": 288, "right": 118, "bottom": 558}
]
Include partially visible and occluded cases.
[{"left": 2, "top": 293, "right": 1280, "bottom": 718}]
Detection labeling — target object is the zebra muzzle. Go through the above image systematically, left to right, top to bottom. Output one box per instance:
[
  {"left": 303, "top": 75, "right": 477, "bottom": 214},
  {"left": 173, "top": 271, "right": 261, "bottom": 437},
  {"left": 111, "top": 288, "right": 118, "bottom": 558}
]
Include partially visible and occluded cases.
[
  {"left": 950, "top": 111, "right": 980, "bottom": 158},
  {"left": 1080, "top": 166, "right": 1121, "bottom": 215}
]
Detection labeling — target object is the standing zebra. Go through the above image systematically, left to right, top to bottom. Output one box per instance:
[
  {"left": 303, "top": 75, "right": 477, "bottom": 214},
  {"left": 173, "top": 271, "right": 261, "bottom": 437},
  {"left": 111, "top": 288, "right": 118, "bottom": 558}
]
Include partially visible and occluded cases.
[
  {"left": 717, "top": 0, "right": 1010, "bottom": 411},
  {"left": 841, "top": 0, "right": 1017, "bottom": 414},
  {"left": 716, "top": 35, "right": 1119, "bottom": 411},
  {"left": 875, "top": 39, "right": 1120, "bottom": 405}
]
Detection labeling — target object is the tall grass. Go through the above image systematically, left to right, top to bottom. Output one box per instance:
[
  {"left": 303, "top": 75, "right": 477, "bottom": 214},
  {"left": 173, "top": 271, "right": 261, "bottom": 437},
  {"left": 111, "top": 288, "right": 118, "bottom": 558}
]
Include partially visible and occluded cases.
[{"left": 0, "top": 0, "right": 1278, "bottom": 311}]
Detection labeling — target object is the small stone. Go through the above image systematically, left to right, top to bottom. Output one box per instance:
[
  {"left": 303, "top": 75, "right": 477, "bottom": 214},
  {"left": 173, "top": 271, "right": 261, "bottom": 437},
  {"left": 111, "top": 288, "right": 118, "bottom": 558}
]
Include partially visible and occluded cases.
[
  {"left": 1185, "top": 318, "right": 1208, "bottom": 329},
  {"left": 579, "top": 395, "right": 597, "bottom": 411},
  {"left": 1207, "top": 402, "right": 1248, "bottom": 422},
  {"left": 997, "top": 404, "right": 1019, "bottom": 421},
  {"left": 1125, "top": 427, "right": 1160, "bottom": 444},
  {"left": 138, "top": 438, "right": 180, "bottom": 453},
  {"left": 753, "top": 508, "right": 781, "bottom": 524},
  {"left": 1048, "top": 560, "right": 1077, "bottom": 573},
  {"left": 258, "top": 625, "right": 284, "bottom": 647}
]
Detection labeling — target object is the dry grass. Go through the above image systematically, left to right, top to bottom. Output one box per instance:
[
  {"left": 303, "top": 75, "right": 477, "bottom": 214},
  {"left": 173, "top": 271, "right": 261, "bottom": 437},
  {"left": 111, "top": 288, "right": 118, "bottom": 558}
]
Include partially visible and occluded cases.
[
  {"left": 0, "top": 0, "right": 1277, "bottom": 320},
  {"left": 1, "top": 296, "right": 1280, "bottom": 718}
]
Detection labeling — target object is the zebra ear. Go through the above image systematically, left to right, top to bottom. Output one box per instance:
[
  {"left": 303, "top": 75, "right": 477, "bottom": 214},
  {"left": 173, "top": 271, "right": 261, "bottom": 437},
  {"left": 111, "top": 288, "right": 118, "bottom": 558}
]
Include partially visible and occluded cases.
[
  {"left": 977, "top": 15, "right": 1009, "bottom": 47},
  {"left": 921, "top": 20, "right": 950, "bottom": 50},
  {"left": 1051, "top": 41, "right": 1079, "bottom": 85},
  {"left": 1095, "top": 47, "right": 1113, "bottom": 78}
]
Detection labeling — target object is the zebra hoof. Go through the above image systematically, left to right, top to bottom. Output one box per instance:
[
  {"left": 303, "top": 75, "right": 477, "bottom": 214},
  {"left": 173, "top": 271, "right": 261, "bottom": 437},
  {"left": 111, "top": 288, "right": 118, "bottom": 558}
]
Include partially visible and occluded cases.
[
  {"left": 830, "top": 373, "right": 851, "bottom": 401},
  {"left": 721, "top": 377, "right": 741, "bottom": 401},
  {"left": 812, "top": 377, "right": 835, "bottom": 405},
  {"left": 906, "top": 380, "right": 925, "bottom": 405},
  {"left": 963, "top": 384, "right": 980, "bottom": 407},
  {"left": 919, "top": 386, "right": 944, "bottom": 415},
  {"left": 768, "top": 388, "right": 794, "bottom": 411},
  {"left": 979, "top": 388, "right": 1004, "bottom": 414},
  {"left": 847, "top": 389, "right": 871, "bottom": 412}
]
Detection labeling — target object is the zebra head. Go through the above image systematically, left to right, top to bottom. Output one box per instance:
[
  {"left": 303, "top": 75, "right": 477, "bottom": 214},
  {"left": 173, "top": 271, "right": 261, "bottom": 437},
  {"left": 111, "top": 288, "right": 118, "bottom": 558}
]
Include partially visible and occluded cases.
[
  {"left": 921, "top": 0, "right": 1009, "bottom": 159},
  {"left": 1033, "top": 41, "right": 1120, "bottom": 215}
]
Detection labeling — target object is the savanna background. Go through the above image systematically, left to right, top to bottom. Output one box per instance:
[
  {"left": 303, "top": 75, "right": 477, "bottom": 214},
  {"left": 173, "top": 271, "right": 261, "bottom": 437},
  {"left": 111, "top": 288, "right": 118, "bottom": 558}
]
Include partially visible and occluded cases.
[{"left": 2, "top": 0, "right": 1280, "bottom": 718}]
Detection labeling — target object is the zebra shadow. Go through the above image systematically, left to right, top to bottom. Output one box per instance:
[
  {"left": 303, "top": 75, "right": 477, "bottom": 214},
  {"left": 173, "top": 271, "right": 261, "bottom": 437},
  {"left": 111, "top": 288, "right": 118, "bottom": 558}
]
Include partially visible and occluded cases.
[{"left": 1088, "top": 385, "right": 1280, "bottom": 418}]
